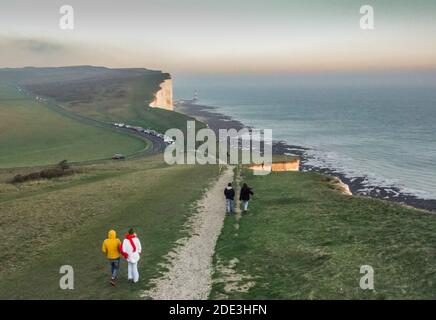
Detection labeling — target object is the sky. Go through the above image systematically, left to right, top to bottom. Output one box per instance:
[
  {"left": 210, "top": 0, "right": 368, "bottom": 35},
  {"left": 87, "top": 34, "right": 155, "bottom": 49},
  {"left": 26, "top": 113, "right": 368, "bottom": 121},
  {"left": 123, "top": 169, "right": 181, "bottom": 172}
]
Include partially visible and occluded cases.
[{"left": 1, "top": 0, "right": 436, "bottom": 75}]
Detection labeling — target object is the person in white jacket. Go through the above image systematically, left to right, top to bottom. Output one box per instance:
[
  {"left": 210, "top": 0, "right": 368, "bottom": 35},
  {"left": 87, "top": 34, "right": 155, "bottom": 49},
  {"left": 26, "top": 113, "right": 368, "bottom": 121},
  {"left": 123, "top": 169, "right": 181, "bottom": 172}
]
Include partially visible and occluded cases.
[{"left": 121, "top": 228, "right": 142, "bottom": 283}]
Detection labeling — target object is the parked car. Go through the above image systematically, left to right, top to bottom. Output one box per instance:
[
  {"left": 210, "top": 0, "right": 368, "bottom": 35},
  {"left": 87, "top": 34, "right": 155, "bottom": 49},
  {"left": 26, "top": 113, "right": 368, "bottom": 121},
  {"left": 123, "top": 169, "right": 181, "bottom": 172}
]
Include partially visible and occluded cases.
[
  {"left": 164, "top": 136, "right": 174, "bottom": 144},
  {"left": 112, "top": 154, "right": 126, "bottom": 160}
]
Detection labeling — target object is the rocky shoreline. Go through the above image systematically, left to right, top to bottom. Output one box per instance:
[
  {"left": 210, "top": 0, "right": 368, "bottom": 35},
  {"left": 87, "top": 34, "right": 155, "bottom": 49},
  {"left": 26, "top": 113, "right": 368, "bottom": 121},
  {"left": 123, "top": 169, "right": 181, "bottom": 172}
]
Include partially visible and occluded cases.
[{"left": 176, "top": 100, "right": 436, "bottom": 212}]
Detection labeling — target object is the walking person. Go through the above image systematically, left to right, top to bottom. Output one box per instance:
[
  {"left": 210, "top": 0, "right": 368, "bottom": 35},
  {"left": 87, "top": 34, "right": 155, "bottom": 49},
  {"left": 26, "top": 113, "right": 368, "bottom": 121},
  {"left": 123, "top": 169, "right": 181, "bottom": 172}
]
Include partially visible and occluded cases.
[
  {"left": 224, "top": 182, "right": 235, "bottom": 214},
  {"left": 239, "top": 183, "right": 254, "bottom": 213},
  {"left": 121, "top": 228, "right": 142, "bottom": 283},
  {"left": 102, "top": 229, "right": 122, "bottom": 286}
]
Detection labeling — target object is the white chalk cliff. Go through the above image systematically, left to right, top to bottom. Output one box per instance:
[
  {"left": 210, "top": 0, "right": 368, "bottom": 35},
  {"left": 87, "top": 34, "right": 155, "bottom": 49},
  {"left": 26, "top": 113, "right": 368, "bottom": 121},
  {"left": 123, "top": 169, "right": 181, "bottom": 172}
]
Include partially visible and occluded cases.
[{"left": 149, "top": 78, "right": 174, "bottom": 111}]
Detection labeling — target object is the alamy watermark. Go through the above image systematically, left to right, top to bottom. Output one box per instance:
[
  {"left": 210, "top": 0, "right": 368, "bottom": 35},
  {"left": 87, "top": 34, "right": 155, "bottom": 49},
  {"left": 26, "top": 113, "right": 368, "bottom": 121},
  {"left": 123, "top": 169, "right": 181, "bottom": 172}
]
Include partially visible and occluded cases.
[
  {"left": 58, "top": 4, "right": 374, "bottom": 31},
  {"left": 59, "top": 5, "right": 74, "bottom": 30},
  {"left": 360, "top": 5, "right": 375, "bottom": 30},
  {"left": 164, "top": 121, "right": 272, "bottom": 175},
  {"left": 59, "top": 265, "right": 74, "bottom": 290},
  {"left": 359, "top": 265, "right": 374, "bottom": 290}
]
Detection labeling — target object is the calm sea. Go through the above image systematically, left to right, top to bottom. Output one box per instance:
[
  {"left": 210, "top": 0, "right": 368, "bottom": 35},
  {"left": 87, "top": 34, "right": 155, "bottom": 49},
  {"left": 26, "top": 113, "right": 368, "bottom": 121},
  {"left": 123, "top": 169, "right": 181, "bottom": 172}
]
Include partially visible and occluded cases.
[{"left": 174, "top": 74, "right": 436, "bottom": 200}]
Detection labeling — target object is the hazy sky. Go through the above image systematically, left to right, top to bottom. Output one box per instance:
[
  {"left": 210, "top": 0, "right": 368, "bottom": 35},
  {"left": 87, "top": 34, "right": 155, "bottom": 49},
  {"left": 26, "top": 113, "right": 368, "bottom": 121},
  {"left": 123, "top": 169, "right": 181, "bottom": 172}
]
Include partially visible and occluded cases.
[{"left": 1, "top": 0, "right": 436, "bottom": 74}]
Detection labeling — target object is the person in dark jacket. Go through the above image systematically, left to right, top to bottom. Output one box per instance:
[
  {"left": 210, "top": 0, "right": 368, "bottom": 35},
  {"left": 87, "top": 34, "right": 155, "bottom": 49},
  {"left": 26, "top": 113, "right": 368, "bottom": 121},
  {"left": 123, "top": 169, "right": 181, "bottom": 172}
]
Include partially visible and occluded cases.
[
  {"left": 224, "top": 183, "right": 235, "bottom": 214},
  {"left": 239, "top": 183, "right": 254, "bottom": 212}
]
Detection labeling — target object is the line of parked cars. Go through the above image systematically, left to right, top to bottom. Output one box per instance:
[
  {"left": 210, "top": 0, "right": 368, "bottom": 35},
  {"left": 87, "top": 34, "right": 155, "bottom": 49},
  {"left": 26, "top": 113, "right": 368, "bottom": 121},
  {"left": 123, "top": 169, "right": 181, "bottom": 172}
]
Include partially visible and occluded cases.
[{"left": 112, "top": 123, "right": 175, "bottom": 144}]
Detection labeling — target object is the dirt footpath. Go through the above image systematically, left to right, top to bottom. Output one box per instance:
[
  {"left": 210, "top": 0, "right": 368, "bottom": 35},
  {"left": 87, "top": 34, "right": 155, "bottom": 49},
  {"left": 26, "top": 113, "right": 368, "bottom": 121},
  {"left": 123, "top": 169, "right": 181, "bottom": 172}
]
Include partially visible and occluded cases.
[{"left": 142, "top": 166, "right": 234, "bottom": 300}]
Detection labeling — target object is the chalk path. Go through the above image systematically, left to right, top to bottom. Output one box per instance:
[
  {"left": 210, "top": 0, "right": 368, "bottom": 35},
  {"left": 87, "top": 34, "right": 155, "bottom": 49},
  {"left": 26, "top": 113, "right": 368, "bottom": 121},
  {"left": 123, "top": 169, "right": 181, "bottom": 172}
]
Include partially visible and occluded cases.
[{"left": 142, "top": 166, "right": 234, "bottom": 300}]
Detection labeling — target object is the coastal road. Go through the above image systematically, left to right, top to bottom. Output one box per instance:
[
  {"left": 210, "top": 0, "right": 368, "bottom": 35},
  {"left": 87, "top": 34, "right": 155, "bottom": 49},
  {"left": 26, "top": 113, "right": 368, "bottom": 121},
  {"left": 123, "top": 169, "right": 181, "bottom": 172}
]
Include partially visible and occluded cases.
[{"left": 24, "top": 88, "right": 168, "bottom": 163}]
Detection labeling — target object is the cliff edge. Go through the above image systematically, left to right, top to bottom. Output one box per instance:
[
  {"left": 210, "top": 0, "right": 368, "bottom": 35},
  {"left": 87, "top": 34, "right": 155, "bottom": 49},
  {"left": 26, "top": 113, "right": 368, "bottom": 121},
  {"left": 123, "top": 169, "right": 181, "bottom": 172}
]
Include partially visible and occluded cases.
[{"left": 149, "top": 78, "right": 174, "bottom": 111}]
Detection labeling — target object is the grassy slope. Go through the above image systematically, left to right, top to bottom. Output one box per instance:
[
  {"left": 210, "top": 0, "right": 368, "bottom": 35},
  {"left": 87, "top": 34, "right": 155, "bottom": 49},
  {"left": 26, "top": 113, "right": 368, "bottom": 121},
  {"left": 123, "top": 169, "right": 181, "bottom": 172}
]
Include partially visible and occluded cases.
[
  {"left": 0, "top": 67, "right": 216, "bottom": 300},
  {"left": 7, "top": 67, "right": 199, "bottom": 135},
  {"left": 64, "top": 76, "right": 201, "bottom": 134},
  {"left": 0, "top": 86, "right": 146, "bottom": 168},
  {"left": 0, "top": 157, "right": 219, "bottom": 299},
  {"left": 211, "top": 168, "right": 436, "bottom": 299}
]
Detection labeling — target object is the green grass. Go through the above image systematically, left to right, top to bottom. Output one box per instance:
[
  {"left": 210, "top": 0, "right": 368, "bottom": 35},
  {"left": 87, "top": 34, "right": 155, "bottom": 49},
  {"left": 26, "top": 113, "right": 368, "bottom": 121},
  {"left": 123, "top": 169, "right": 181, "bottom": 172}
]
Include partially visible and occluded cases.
[
  {"left": 0, "top": 68, "right": 218, "bottom": 299},
  {"left": 0, "top": 68, "right": 217, "bottom": 299},
  {"left": 63, "top": 76, "right": 202, "bottom": 134},
  {"left": 0, "top": 86, "right": 147, "bottom": 168},
  {"left": 0, "top": 157, "right": 219, "bottom": 299},
  {"left": 211, "top": 168, "right": 436, "bottom": 299}
]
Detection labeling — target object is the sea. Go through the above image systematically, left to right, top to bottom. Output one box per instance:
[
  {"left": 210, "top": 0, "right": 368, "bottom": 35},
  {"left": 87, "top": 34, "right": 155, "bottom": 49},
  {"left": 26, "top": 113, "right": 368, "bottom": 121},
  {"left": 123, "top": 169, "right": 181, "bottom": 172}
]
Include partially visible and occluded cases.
[{"left": 174, "top": 73, "right": 436, "bottom": 202}]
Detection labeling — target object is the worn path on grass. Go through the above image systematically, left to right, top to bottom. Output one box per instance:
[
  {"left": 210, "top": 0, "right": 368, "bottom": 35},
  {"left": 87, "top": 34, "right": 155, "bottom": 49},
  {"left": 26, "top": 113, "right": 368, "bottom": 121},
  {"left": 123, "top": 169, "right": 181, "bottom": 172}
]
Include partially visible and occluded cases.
[{"left": 142, "top": 166, "right": 234, "bottom": 300}]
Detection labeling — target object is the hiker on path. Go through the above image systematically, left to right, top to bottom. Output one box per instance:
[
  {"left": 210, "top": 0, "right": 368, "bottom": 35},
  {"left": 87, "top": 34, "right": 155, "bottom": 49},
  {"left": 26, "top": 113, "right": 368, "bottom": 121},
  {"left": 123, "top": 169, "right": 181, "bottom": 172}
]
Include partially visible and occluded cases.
[
  {"left": 224, "top": 182, "right": 235, "bottom": 214},
  {"left": 239, "top": 183, "right": 254, "bottom": 212},
  {"left": 121, "top": 228, "right": 142, "bottom": 283},
  {"left": 102, "top": 229, "right": 122, "bottom": 286}
]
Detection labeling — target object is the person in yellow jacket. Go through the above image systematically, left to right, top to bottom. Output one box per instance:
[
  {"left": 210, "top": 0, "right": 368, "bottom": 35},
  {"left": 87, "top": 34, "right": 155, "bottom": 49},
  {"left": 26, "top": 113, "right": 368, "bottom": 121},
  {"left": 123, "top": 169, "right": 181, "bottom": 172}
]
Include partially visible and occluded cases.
[{"left": 102, "top": 229, "right": 122, "bottom": 286}]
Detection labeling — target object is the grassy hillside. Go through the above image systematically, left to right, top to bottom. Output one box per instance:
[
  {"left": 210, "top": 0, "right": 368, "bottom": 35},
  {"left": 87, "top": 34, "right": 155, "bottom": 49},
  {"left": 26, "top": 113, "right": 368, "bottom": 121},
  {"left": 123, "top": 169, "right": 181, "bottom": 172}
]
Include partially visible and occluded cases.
[
  {"left": 0, "top": 66, "right": 203, "bottom": 168},
  {"left": 4, "top": 66, "right": 201, "bottom": 134},
  {"left": 0, "top": 67, "right": 219, "bottom": 299},
  {"left": 62, "top": 76, "right": 196, "bottom": 134},
  {"left": 0, "top": 85, "right": 146, "bottom": 168},
  {"left": 0, "top": 157, "right": 219, "bottom": 299},
  {"left": 211, "top": 168, "right": 436, "bottom": 299}
]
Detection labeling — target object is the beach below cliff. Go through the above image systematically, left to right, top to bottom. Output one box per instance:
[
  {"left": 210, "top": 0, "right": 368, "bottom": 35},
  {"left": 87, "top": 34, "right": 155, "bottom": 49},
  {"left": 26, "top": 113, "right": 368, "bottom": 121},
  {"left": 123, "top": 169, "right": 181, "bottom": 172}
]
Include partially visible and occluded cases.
[{"left": 176, "top": 100, "right": 436, "bottom": 212}]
